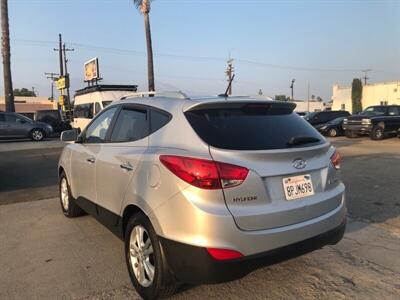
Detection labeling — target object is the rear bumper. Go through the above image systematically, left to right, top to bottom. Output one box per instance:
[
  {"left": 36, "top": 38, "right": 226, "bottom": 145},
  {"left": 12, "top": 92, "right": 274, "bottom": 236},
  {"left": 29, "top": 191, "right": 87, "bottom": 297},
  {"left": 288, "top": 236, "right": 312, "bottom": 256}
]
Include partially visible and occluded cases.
[{"left": 160, "top": 219, "right": 346, "bottom": 284}]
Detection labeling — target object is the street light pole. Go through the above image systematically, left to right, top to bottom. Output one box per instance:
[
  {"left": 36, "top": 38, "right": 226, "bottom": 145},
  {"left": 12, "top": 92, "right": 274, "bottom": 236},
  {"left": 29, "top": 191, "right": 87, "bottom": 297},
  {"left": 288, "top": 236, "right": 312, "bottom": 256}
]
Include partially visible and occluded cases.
[{"left": 290, "top": 79, "right": 295, "bottom": 100}]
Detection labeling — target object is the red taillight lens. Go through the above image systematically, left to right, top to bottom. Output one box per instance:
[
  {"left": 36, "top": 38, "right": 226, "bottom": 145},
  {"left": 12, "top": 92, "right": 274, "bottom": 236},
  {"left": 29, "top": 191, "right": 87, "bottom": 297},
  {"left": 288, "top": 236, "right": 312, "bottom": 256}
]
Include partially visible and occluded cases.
[
  {"left": 330, "top": 150, "right": 341, "bottom": 170},
  {"left": 159, "top": 155, "right": 249, "bottom": 190},
  {"left": 206, "top": 248, "right": 244, "bottom": 260}
]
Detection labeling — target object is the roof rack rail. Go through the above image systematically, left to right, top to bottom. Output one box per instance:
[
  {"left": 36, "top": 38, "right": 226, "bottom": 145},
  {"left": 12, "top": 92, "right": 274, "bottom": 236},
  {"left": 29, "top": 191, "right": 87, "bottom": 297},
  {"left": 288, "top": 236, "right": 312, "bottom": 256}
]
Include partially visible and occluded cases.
[{"left": 120, "top": 91, "right": 189, "bottom": 100}]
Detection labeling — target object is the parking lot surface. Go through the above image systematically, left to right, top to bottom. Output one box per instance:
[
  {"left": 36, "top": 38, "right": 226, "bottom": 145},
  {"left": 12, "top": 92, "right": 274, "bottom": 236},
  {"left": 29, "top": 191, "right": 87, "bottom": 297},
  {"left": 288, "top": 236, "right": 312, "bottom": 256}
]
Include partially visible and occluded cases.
[{"left": 0, "top": 137, "right": 399, "bottom": 299}]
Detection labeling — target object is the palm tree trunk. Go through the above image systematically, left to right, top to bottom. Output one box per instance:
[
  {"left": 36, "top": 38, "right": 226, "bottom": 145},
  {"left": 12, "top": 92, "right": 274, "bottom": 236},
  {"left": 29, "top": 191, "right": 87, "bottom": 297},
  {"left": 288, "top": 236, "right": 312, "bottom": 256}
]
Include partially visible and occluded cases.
[
  {"left": 1, "top": 0, "right": 15, "bottom": 112},
  {"left": 143, "top": 12, "right": 155, "bottom": 92}
]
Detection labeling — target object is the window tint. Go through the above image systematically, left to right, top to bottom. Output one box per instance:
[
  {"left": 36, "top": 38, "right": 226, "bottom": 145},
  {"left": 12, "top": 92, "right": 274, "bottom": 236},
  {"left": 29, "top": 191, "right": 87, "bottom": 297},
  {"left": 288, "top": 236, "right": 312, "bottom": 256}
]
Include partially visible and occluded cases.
[
  {"left": 94, "top": 102, "right": 101, "bottom": 115},
  {"left": 74, "top": 103, "right": 94, "bottom": 119},
  {"left": 185, "top": 105, "right": 324, "bottom": 150},
  {"left": 361, "top": 106, "right": 387, "bottom": 116},
  {"left": 85, "top": 107, "right": 118, "bottom": 143},
  {"left": 388, "top": 107, "right": 399, "bottom": 116},
  {"left": 110, "top": 108, "right": 148, "bottom": 142},
  {"left": 150, "top": 109, "right": 171, "bottom": 133},
  {"left": 0, "top": 113, "right": 5, "bottom": 122}
]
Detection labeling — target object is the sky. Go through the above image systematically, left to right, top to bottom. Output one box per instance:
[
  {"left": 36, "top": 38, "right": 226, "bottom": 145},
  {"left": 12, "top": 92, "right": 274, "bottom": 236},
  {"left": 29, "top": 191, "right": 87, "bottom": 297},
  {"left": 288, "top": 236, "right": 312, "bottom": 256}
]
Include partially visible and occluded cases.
[{"left": 1, "top": 0, "right": 399, "bottom": 101}]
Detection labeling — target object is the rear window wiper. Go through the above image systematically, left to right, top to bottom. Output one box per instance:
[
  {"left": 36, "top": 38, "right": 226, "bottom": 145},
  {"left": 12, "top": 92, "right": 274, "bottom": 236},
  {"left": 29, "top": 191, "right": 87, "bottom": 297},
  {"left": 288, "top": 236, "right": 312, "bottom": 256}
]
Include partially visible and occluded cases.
[{"left": 287, "top": 136, "right": 320, "bottom": 147}]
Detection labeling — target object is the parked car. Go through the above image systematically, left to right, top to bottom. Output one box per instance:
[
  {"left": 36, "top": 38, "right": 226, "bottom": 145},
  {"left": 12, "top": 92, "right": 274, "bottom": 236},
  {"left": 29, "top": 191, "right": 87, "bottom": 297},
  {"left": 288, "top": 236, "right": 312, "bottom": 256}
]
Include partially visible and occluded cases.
[
  {"left": 58, "top": 96, "right": 346, "bottom": 299},
  {"left": 343, "top": 105, "right": 400, "bottom": 140},
  {"left": 35, "top": 109, "right": 71, "bottom": 134},
  {"left": 305, "top": 110, "right": 350, "bottom": 126},
  {"left": 0, "top": 111, "right": 53, "bottom": 141},
  {"left": 315, "top": 117, "right": 346, "bottom": 137}
]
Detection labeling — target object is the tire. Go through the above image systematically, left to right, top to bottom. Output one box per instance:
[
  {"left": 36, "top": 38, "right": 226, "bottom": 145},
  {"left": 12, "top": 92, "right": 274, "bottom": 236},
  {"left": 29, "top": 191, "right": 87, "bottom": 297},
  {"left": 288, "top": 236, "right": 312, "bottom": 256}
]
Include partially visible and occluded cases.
[
  {"left": 370, "top": 125, "right": 385, "bottom": 140},
  {"left": 30, "top": 128, "right": 45, "bottom": 141},
  {"left": 328, "top": 128, "right": 338, "bottom": 137},
  {"left": 345, "top": 130, "right": 358, "bottom": 138},
  {"left": 59, "top": 172, "right": 85, "bottom": 218},
  {"left": 125, "top": 213, "right": 177, "bottom": 300}
]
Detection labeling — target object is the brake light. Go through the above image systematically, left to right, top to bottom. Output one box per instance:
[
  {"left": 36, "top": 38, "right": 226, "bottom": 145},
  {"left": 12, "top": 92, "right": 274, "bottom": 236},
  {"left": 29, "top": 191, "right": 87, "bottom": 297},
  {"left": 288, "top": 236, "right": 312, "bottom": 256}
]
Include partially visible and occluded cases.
[
  {"left": 330, "top": 150, "right": 341, "bottom": 170},
  {"left": 159, "top": 155, "right": 248, "bottom": 190},
  {"left": 206, "top": 248, "right": 244, "bottom": 260}
]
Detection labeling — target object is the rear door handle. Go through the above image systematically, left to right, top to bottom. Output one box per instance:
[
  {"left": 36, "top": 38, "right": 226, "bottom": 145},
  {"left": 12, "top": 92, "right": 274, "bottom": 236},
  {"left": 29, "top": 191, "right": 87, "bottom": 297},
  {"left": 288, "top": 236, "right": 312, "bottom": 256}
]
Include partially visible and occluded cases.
[
  {"left": 87, "top": 157, "right": 96, "bottom": 163},
  {"left": 120, "top": 162, "right": 134, "bottom": 171}
]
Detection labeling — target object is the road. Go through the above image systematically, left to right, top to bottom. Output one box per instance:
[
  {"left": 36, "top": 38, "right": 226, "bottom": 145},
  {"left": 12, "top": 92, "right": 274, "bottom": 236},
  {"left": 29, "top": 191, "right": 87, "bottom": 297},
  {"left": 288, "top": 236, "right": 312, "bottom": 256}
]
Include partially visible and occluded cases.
[
  {"left": 0, "top": 137, "right": 399, "bottom": 299},
  {"left": 0, "top": 138, "right": 65, "bottom": 204}
]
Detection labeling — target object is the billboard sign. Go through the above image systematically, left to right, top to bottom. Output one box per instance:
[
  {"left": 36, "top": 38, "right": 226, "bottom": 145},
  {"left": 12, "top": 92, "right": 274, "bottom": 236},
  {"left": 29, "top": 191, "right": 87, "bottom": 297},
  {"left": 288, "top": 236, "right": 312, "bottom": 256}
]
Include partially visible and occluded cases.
[{"left": 84, "top": 57, "right": 100, "bottom": 82}]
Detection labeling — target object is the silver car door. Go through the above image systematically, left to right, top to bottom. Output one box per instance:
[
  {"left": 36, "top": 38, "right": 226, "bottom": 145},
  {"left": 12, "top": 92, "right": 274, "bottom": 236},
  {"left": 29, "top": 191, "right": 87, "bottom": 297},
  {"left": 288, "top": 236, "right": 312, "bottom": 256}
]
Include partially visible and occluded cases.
[
  {"left": 70, "top": 106, "right": 118, "bottom": 203},
  {"left": 95, "top": 106, "right": 149, "bottom": 216}
]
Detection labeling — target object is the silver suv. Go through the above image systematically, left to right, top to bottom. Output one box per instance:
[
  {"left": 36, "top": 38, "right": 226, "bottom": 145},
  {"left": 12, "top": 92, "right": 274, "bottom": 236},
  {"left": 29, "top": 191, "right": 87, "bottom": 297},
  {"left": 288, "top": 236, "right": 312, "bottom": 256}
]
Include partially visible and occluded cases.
[{"left": 59, "top": 96, "right": 346, "bottom": 299}]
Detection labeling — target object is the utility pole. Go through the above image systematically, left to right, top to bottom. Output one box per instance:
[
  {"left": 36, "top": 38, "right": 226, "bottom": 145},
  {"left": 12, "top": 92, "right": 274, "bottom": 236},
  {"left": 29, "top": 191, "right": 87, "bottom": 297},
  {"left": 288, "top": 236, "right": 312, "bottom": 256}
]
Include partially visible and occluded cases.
[
  {"left": 1, "top": 0, "right": 15, "bottom": 112},
  {"left": 53, "top": 34, "right": 74, "bottom": 120},
  {"left": 62, "top": 43, "right": 74, "bottom": 113},
  {"left": 226, "top": 59, "right": 234, "bottom": 95},
  {"left": 362, "top": 69, "right": 371, "bottom": 85},
  {"left": 44, "top": 72, "right": 59, "bottom": 101},
  {"left": 290, "top": 79, "right": 295, "bottom": 100},
  {"left": 307, "top": 83, "right": 310, "bottom": 113}
]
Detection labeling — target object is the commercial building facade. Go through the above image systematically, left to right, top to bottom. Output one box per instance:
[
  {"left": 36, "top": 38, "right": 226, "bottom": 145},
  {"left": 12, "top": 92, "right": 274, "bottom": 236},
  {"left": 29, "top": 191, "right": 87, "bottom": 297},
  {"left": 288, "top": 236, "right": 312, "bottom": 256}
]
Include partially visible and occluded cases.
[
  {"left": 332, "top": 81, "right": 400, "bottom": 112},
  {"left": 0, "top": 96, "right": 56, "bottom": 119}
]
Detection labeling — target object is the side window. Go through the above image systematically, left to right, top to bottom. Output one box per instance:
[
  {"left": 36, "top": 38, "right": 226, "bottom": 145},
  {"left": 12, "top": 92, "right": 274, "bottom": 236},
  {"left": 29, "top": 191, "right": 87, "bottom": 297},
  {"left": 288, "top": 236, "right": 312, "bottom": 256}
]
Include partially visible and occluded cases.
[
  {"left": 94, "top": 102, "right": 101, "bottom": 115},
  {"left": 74, "top": 103, "right": 94, "bottom": 119},
  {"left": 85, "top": 107, "right": 118, "bottom": 143},
  {"left": 388, "top": 107, "right": 399, "bottom": 116},
  {"left": 110, "top": 108, "right": 148, "bottom": 143},
  {"left": 150, "top": 109, "right": 171, "bottom": 134},
  {"left": 0, "top": 113, "right": 5, "bottom": 122},
  {"left": 5, "top": 114, "right": 18, "bottom": 123}
]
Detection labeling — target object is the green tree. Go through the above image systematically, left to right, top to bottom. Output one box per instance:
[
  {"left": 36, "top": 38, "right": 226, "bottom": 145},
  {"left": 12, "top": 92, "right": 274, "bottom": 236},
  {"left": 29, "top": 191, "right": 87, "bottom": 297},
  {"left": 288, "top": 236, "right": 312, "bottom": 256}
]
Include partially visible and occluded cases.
[
  {"left": 1, "top": 0, "right": 15, "bottom": 111},
  {"left": 133, "top": 0, "right": 155, "bottom": 92},
  {"left": 351, "top": 78, "right": 363, "bottom": 114},
  {"left": 13, "top": 88, "right": 36, "bottom": 96},
  {"left": 275, "top": 95, "right": 290, "bottom": 101}
]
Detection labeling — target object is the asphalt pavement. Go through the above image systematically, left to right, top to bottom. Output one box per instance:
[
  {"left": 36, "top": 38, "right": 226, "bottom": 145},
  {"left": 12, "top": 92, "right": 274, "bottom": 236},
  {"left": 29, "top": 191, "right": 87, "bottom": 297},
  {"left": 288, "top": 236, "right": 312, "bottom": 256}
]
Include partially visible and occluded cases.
[{"left": 0, "top": 137, "right": 399, "bottom": 299}]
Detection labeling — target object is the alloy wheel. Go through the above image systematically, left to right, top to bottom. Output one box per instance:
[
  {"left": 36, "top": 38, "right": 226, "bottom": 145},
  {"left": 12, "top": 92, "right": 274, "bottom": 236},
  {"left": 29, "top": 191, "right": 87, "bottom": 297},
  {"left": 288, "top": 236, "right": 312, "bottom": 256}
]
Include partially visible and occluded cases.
[
  {"left": 32, "top": 130, "right": 43, "bottom": 141},
  {"left": 60, "top": 178, "right": 69, "bottom": 211},
  {"left": 129, "top": 225, "right": 155, "bottom": 287}
]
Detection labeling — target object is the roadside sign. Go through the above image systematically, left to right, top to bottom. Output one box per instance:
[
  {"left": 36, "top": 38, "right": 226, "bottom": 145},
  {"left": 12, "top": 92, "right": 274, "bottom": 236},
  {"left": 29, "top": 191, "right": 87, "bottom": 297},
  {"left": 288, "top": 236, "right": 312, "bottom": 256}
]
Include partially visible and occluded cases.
[
  {"left": 56, "top": 76, "right": 69, "bottom": 90},
  {"left": 58, "top": 95, "right": 65, "bottom": 106}
]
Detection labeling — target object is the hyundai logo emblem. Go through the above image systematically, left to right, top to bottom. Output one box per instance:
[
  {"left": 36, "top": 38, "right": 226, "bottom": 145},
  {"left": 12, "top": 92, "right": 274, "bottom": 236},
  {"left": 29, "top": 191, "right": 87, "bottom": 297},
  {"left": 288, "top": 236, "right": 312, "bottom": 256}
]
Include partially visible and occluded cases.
[{"left": 293, "top": 158, "right": 306, "bottom": 169}]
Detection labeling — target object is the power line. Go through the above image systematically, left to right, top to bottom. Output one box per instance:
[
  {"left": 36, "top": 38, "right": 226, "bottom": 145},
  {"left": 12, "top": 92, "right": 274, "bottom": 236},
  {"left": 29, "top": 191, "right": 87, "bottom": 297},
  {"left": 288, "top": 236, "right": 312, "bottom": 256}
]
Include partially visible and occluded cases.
[{"left": 10, "top": 38, "right": 388, "bottom": 74}]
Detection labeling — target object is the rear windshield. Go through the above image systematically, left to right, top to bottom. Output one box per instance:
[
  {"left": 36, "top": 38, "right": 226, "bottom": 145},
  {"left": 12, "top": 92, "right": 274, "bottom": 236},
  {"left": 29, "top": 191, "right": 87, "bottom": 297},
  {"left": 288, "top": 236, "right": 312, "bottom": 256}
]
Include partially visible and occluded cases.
[{"left": 185, "top": 105, "right": 324, "bottom": 150}]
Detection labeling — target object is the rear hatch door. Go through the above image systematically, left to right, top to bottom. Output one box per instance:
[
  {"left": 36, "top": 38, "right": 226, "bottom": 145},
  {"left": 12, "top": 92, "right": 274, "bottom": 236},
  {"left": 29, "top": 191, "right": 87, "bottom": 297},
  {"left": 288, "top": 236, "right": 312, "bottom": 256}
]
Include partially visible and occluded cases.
[{"left": 185, "top": 101, "right": 339, "bottom": 231}]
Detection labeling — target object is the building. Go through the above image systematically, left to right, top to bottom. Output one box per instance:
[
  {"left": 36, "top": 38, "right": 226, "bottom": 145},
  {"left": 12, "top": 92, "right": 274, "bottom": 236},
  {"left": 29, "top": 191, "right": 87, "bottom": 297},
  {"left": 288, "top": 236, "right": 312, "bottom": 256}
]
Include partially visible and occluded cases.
[
  {"left": 332, "top": 81, "right": 400, "bottom": 112},
  {"left": 0, "top": 96, "right": 57, "bottom": 119},
  {"left": 292, "top": 100, "right": 326, "bottom": 113}
]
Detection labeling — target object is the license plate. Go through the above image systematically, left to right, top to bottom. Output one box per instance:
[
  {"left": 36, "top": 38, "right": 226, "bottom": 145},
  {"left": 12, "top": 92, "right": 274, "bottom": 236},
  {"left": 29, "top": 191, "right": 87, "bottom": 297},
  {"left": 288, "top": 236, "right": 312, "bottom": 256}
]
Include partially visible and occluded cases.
[{"left": 283, "top": 174, "right": 314, "bottom": 201}]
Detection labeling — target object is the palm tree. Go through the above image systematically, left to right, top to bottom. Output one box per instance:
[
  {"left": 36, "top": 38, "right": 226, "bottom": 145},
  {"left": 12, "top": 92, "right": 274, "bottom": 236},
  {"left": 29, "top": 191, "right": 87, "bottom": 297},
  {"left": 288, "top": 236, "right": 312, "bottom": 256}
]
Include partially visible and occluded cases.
[
  {"left": 1, "top": 0, "right": 15, "bottom": 111},
  {"left": 133, "top": 0, "right": 155, "bottom": 92}
]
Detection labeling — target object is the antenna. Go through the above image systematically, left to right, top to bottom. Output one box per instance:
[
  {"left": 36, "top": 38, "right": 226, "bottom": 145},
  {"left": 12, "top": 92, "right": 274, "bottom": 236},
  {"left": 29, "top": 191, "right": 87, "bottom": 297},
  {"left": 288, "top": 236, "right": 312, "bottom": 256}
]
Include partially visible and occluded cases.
[{"left": 219, "top": 74, "right": 235, "bottom": 98}]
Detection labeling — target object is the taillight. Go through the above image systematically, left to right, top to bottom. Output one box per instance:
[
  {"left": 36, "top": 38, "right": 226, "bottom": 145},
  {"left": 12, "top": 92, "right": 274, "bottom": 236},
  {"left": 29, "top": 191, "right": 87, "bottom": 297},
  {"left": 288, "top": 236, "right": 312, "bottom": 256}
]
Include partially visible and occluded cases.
[
  {"left": 330, "top": 150, "right": 341, "bottom": 170},
  {"left": 159, "top": 155, "right": 249, "bottom": 190},
  {"left": 206, "top": 248, "right": 244, "bottom": 260}
]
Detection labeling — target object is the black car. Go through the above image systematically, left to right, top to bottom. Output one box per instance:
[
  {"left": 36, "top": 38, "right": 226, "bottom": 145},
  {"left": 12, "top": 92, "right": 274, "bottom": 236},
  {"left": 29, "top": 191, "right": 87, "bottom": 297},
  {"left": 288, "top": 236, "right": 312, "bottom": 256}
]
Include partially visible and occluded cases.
[
  {"left": 343, "top": 105, "right": 400, "bottom": 140},
  {"left": 35, "top": 110, "right": 71, "bottom": 134},
  {"left": 304, "top": 110, "right": 350, "bottom": 126},
  {"left": 315, "top": 116, "right": 346, "bottom": 137}
]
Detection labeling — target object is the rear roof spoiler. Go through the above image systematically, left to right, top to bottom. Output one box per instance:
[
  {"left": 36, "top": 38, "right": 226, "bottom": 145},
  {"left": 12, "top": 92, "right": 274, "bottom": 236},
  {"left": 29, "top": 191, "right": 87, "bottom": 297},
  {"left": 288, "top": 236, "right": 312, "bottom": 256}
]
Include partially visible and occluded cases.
[{"left": 185, "top": 100, "right": 297, "bottom": 112}]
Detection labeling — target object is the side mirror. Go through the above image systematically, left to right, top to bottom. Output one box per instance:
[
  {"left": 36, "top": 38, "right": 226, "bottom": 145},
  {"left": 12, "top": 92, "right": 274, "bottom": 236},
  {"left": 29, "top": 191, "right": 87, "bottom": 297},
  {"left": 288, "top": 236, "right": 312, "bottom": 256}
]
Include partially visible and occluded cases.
[{"left": 60, "top": 129, "right": 78, "bottom": 142}]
